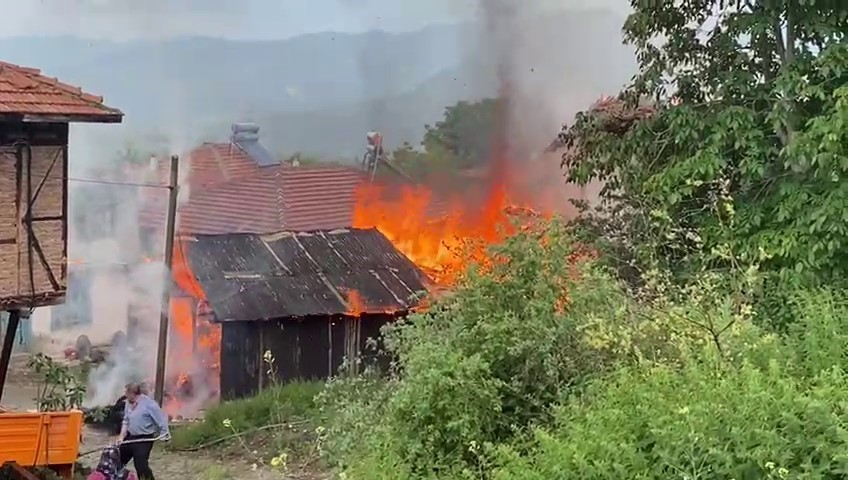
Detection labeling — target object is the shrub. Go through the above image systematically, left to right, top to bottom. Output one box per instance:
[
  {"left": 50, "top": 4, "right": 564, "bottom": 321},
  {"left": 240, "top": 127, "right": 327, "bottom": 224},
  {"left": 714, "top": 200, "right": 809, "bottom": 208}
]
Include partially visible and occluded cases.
[
  {"left": 322, "top": 221, "right": 716, "bottom": 477},
  {"left": 785, "top": 288, "right": 848, "bottom": 377},
  {"left": 493, "top": 289, "right": 848, "bottom": 480},
  {"left": 495, "top": 359, "right": 848, "bottom": 479}
]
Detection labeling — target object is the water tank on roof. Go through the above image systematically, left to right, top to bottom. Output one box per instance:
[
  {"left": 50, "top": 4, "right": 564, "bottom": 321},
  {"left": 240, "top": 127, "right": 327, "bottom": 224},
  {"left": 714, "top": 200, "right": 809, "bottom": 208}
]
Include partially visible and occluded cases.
[
  {"left": 230, "top": 122, "right": 277, "bottom": 167},
  {"left": 231, "top": 122, "right": 260, "bottom": 142},
  {"left": 232, "top": 122, "right": 260, "bottom": 135}
]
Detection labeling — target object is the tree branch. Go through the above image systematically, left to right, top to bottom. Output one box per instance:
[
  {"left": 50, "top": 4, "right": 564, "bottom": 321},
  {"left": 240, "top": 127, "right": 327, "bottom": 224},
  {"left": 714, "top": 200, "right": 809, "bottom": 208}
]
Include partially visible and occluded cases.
[
  {"left": 785, "top": 1, "right": 796, "bottom": 66},
  {"left": 772, "top": 19, "right": 786, "bottom": 64}
]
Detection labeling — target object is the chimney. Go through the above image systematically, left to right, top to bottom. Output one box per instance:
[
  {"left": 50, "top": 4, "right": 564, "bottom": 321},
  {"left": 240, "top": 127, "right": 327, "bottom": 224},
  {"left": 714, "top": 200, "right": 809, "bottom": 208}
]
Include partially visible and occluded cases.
[{"left": 149, "top": 155, "right": 158, "bottom": 171}]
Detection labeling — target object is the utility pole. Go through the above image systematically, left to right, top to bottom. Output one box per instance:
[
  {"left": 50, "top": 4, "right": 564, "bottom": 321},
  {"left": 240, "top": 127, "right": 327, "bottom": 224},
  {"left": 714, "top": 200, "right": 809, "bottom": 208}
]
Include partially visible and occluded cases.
[
  {"left": 154, "top": 155, "right": 179, "bottom": 405},
  {"left": 0, "top": 310, "right": 20, "bottom": 403}
]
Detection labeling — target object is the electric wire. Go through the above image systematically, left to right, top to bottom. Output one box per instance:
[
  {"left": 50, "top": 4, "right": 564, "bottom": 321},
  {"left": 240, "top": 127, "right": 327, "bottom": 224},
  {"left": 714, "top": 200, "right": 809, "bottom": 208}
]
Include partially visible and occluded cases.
[{"left": 68, "top": 177, "right": 170, "bottom": 189}]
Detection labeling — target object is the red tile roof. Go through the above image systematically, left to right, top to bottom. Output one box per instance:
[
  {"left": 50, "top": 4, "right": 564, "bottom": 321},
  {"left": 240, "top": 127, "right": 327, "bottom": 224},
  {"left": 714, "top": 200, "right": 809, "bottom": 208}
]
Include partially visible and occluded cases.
[
  {"left": 0, "top": 61, "right": 122, "bottom": 121},
  {"left": 154, "top": 142, "right": 262, "bottom": 188},
  {"left": 140, "top": 164, "right": 367, "bottom": 234}
]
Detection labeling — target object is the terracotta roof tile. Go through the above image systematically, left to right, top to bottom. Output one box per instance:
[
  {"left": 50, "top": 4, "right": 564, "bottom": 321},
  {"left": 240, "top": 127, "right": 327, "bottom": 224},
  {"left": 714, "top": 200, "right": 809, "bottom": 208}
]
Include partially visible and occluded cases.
[
  {"left": 0, "top": 61, "right": 122, "bottom": 121},
  {"left": 138, "top": 140, "right": 456, "bottom": 236},
  {"left": 153, "top": 143, "right": 263, "bottom": 188},
  {"left": 140, "top": 164, "right": 367, "bottom": 234}
]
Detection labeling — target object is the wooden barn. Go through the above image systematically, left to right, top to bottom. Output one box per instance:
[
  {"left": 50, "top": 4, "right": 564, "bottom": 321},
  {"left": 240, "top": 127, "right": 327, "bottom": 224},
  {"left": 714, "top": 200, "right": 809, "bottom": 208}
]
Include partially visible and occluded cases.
[
  {"left": 0, "top": 61, "right": 122, "bottom": 399},
  {"left": 177, "top": 228, "right": 430, "bottom": 400}
]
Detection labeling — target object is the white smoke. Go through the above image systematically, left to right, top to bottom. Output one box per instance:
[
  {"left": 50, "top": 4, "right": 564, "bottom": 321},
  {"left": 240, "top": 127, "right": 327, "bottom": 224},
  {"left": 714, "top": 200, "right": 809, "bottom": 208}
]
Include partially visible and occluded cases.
[{"left": 60, "top": 163, "right": 167, "bottom": 408}]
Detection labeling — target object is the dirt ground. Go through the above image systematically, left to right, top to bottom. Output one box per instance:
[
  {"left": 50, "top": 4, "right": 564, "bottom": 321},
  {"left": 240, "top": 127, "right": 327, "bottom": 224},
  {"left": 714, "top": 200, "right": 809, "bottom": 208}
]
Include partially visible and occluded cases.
[
  {"left": 2, "top": 353, "right": 328, "bottom": 480},
  {"left": 78, "top": 427, "right": 325, "bottom": 480}
]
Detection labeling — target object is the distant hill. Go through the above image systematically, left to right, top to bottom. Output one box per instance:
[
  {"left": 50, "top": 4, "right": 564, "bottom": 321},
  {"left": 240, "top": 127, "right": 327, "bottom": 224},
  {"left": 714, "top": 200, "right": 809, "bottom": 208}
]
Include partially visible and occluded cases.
[
  {"left": 0, "top": 8, "right": 636, "bottom": 161},
  {"left": 250, "top": 9, "right": 637, "bottom": 157}
]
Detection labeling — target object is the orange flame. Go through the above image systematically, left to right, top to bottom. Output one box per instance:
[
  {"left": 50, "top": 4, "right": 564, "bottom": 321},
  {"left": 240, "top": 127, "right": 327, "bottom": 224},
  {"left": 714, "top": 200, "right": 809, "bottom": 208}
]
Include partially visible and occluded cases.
[
  {"left": 352, "top": 179, "right": 520, "bottom": 284},
  {"left": 163, "top": 239, "right": 221, "bottom": 417},
  {"left": 345, "top": 289, "right": 367, "bottom": 316}
]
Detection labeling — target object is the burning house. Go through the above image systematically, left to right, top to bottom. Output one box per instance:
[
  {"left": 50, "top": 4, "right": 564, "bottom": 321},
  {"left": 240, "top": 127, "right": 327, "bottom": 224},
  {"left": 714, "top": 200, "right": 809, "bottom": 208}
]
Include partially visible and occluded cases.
[{"left": 175, "top": 228, "right": 430, "bottom": 400}]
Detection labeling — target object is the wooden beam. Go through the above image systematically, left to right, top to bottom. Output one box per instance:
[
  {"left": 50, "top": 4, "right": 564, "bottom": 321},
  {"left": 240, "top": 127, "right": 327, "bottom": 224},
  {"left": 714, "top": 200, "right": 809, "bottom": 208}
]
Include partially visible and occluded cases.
[
  {"left": 21, "top": 113, "right": 124, "bottom": 124},
  {"left": 31, "top": 215, "right": 63, "bottom": 222},
  {"left": 26, "top": 231, "right": 61, "bottom": 291},
  {"left": 0, "top": 292, "right": 65, "bottom": 310},
  {"left": 0, "top": 310, "right": 21, "bottom": 404}
]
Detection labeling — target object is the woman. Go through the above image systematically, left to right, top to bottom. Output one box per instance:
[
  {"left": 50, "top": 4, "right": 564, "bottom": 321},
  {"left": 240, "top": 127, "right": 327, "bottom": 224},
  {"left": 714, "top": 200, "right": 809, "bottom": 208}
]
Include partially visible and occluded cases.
[{"left": 117, "top": 383, "right": 170, "bottom": 480}]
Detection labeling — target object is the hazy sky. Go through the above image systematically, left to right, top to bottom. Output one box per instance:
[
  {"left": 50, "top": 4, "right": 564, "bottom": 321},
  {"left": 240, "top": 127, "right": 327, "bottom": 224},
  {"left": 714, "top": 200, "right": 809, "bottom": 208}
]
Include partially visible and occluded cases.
[{"left": 1, "top": 0, "right": 628, "bottom": 40}]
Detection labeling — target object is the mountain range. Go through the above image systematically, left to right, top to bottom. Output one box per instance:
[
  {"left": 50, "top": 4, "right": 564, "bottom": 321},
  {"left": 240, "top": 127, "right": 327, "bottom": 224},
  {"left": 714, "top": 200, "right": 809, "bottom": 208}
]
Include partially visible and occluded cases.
[{"left": 0, "top": 8, "right": 637, "bottom": 163}]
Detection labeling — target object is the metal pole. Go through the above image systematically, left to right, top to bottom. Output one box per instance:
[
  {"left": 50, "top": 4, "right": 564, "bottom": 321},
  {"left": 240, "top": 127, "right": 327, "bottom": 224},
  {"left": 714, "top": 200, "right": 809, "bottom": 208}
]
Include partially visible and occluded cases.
[
  {"left": 153, "top": 155, "right": 179, "bottom": 405},
  {"left": 0, "top": 310, "right": 21, "bottom": 403}
]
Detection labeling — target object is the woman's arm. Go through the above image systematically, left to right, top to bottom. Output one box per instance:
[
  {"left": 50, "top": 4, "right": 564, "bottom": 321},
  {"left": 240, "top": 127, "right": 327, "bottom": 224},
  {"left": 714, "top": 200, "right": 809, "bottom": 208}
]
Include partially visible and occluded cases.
[
  {"left": 118, "top": 401, "right": 129, "bottom": 442},
  {"left": 152, "top": 403, "right": 170, "bottom": 439}
]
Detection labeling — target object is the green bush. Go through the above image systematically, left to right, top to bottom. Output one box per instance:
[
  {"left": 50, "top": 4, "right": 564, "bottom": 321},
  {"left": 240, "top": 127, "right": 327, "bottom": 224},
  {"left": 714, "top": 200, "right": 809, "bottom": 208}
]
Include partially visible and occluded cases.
[
  {"left": 317, "top": 215, "right": 848, "bottom": 479},
  {"left": 321, "top": 221, "right": 717, "bottom": 477},
  {"left": 492, "top": 288, "right": 848, "bottom": 480},
  {"left": 785, "top": 288, "right": 848, "bottom": 377},
  {"left": 494, "top": 360, "right": 848, "bottom": 479}
]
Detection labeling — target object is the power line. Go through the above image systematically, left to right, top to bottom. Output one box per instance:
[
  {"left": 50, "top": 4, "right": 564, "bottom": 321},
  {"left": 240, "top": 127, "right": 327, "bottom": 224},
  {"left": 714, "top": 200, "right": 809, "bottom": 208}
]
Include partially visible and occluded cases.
[{"left": 68, "top": 177, "right": 170, "bottom": 189}]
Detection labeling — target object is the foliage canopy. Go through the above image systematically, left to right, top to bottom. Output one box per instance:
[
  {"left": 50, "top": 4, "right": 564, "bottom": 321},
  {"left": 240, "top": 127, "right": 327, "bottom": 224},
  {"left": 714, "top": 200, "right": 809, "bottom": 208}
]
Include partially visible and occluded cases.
[{"left": 560, "top": 0, "right": 848, "bottom": 287}]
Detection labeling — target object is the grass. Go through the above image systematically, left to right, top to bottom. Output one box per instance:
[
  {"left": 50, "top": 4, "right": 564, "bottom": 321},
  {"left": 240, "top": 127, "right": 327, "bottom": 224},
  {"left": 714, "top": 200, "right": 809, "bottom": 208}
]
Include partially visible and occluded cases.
[
  {"left": 169, "top": 381, "right": 324, "bottom": 450},
  {"left": 202, "top": 464, "right": 234, "bottom": 480}
]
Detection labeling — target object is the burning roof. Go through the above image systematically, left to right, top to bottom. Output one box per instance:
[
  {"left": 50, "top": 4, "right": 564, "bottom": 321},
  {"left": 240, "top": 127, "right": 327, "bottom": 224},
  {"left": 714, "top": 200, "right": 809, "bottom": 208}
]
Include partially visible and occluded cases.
[{"left": 180, "top": 228, "right": 431, "bottom": 321}]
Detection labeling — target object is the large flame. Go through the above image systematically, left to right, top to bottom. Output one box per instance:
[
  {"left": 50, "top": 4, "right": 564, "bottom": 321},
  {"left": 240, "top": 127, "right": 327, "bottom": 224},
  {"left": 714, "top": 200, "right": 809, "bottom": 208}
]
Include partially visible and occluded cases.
[
  {"left": 352, "top": 177, "right": 524, "bottom": 284},
  {"left": 162, "top": 240, "right": 221, "bottom": 418}
]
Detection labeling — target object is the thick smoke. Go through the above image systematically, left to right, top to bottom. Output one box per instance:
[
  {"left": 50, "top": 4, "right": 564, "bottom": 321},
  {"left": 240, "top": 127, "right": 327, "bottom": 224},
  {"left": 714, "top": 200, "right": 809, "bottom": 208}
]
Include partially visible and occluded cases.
[
  {"left": 21, "top": 0, "right": 216, "bottom": 412},
  {"left": 475, "top": 0, "right": 635, "bottom": 214},
  {"left": 60, "top": 151, "right": 205, "bottom": 412},
  {"left": 61, "top": 160, "right": 165, "bottom": 407}
]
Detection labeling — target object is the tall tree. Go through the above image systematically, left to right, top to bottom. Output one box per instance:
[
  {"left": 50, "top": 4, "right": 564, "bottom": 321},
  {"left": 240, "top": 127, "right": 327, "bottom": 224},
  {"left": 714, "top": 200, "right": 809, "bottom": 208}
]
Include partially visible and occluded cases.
[
  {"left": 560, "top": 0, "right": 848, "bottom": 286},
  {"left": 422, "top": 98, "right": 501, "bottom": 169}
]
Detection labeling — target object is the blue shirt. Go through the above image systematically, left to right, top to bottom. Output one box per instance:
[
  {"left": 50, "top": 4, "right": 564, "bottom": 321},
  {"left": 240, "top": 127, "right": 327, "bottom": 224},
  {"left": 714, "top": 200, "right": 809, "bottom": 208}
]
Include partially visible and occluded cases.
[{"left": 123, "top": 395, "right": 170, "bottom": 437}]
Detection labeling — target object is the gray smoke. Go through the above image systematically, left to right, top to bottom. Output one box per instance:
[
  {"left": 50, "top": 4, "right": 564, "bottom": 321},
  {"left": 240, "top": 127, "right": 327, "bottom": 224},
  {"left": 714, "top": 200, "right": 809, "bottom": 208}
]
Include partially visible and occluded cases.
[
  {"left": 28, "top": 0, "right": 206, "bottom": 408},
  {"left": 473, "top": 0, "right": 635, "bottom": 214},
  {"left": 476, "top": 0, "right": 635, "bottom": 154}
]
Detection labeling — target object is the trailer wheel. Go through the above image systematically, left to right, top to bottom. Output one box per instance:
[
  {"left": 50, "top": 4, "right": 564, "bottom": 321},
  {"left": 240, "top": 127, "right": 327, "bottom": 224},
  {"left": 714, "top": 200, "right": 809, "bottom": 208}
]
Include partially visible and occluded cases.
[{"left": 75, "top": 334, "right": 92, "bottom": 359}]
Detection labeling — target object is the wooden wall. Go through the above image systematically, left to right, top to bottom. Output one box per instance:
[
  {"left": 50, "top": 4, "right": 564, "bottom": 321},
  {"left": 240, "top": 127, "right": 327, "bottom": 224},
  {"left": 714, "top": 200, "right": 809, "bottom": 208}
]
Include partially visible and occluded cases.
[
  {"left": 0, "top": 122, "right": 68, "bottom": 309},
  {"left": 219, "top": 314, "right": 394, "bottom": 401}
]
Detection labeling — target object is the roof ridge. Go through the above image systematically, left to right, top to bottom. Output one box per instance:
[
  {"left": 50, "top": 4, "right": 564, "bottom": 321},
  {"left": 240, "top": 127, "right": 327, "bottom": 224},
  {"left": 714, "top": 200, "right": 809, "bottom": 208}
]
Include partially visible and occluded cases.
[
  {"left": 0, "top": 59, "right": 121, "bottom": 119},
  {"left": 0, "top": 61, "right": 40, "bottom": 75},
  {"left": 274, "top": 170, "right": 287, "bottom": 229}
]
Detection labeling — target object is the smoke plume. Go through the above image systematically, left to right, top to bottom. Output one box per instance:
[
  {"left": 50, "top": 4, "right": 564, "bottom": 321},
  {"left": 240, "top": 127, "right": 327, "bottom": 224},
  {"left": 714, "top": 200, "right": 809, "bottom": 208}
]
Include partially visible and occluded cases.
[
  {"left": 474, "top": 0, "right": 635, "bottom": 214},
  {"left": 33, "top": 10, "right": 205, "bottom": 412}
]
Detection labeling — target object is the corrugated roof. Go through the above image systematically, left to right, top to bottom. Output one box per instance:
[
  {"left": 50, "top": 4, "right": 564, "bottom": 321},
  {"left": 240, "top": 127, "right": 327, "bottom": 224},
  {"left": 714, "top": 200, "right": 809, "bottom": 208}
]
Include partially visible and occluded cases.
[
  {"left": 0, "top": 61, "right": 122, "bottom": 121},
  {"left": 182, "top": 228, "right": 431, "bottom": 321}
]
